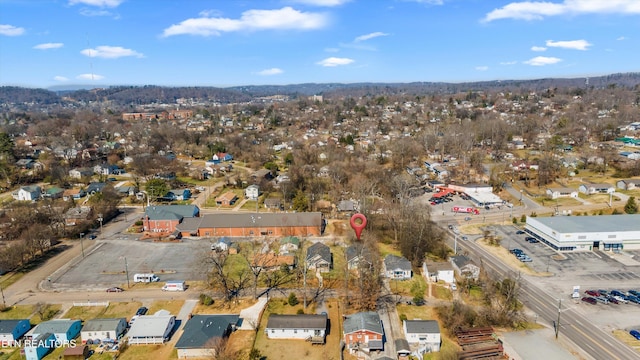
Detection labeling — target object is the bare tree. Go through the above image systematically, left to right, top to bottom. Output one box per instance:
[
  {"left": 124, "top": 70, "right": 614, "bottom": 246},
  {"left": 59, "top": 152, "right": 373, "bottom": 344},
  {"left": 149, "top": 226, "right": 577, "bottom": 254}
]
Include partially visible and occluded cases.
[{"left": 203, "top": 252, "right": 251, "bottom": 303}]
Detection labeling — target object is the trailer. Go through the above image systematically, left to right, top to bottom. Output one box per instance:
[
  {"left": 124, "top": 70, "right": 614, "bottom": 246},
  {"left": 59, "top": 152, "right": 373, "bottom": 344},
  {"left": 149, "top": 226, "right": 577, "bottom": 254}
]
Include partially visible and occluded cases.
[
  {"left": 452, "top": 206, "right": 480, "bottom": 215},
  {"left": 133, "top": 273, "right": 160, "bottom": 283},
  {"left": 162, "top": 280, "right": 186, "bottom": 292}
]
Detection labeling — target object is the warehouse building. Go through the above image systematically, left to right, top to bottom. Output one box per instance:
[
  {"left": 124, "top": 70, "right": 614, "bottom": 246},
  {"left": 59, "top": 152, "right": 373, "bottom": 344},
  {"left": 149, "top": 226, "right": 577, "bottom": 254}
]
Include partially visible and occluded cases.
[{"left": 524, "top": 215, "right": 640, "bottom": 252}]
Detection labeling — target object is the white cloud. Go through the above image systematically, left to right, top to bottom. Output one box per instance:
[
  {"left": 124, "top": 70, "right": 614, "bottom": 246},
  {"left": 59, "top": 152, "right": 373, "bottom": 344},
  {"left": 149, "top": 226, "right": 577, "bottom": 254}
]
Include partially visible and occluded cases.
[
  {"left": 69, "top": 0, "right": 124, "bottom": 7},
  {"left": 290, "top": 0, "right": 350, "bottom": 6},
  {"left": 401, "top": 0, "right": 444, "bottom": 4},
  {"left": 484, "top": 0, "right": 640, "bottom": 22},
  {"left": 162, "top": 7, "right": 328, "bottom": 37},
  {"left": 79, "top": 9, "right": 114, "bottom": 17},
  {"left": 0, "top": 24, "right": 25, "bottom": 36},
  {"left": 354, "top": 32, "right": 389, "bottom": 42},
  {"left": 616, "top": 36, "right": 626, "bottom": 40},
  {"left": 546, "top": 39, "right": 591, "bottom": 50},
  {"left": 33, "top": 43, "right": 64, "bottom": 50},
  {"left": 81, "top": 46, "right": 144, "bottom": 58},
  {"left": 531, "top": 46, "right": 546, "bottom": 51},
  {"left": 524, "top": 56, "right": 562, "bottom": 66},
  {"left": 316, "top": 57, "right": 354, "bottom": 67},
  {"left": 475, "top": 66, "right": 489, "bottom": 71},
  {"left": 257, "top": 68, "right": 284, "bottom": 75},
  {"left": 76, "top": 73, "right": 105, "bottom": 80},
  {"left": 54, "top": 76, "right": 69, "bottom": 82}
]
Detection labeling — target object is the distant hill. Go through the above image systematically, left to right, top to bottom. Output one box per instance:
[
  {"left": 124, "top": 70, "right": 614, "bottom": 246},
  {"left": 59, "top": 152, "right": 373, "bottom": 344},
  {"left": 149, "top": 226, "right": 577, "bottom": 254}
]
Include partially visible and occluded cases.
[{"left": 2, "top": 73, "right": 640, "bottom": 105}]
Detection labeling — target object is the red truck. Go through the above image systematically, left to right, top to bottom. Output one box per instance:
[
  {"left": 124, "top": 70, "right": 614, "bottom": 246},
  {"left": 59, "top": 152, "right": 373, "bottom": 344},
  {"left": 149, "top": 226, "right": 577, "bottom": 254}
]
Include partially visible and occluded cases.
[{"left": 452, "top": 206, "right": 480, "bottom": 215}]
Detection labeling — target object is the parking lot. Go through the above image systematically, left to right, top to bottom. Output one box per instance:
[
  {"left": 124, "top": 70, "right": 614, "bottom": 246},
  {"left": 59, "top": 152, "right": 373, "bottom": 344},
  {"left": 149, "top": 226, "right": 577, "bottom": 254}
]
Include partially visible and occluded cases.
[
  {"left": 490, "top": 225, "right": 640, "bottom": 331},
  {"left": 51, "top": 236, "right": 211, "bottom": 290}
]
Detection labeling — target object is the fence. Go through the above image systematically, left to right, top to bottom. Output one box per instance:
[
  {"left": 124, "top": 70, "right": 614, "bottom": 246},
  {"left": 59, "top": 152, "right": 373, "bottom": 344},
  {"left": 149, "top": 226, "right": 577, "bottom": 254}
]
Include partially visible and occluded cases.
[{"left": 73, "top": 301, "right": 109, "bottom": 307}]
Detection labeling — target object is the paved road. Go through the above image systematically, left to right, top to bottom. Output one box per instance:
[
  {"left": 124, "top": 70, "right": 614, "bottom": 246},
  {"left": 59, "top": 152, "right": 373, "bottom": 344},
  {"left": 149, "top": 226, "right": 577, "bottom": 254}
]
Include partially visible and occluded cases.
[{"left": 449, "top": 231, "right": 640, "bottom": 360}]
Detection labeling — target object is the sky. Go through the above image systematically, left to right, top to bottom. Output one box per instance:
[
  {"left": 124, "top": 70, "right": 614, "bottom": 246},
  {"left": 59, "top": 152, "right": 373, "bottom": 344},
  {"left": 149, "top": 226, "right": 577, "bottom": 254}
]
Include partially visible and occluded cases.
[{"left": 1, "top": 0, "right": 639, "bottom": 89}]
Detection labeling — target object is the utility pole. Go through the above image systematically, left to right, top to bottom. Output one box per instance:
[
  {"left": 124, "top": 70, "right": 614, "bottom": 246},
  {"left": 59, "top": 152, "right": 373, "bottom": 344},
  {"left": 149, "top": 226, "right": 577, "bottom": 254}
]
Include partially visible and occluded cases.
[
  {"left": 97, "top": 213, "right": 103, "bottom": 234},
  {"left": 80, "top": 232, "right": 85, "bottom": 258},
  {"left": 124, "top": 257, "right": 130, "bottom": 289},
  {"left": 303, "top": 258, "right": 307, "bottom": 308},
  {"left": 0, "top": 285, "right": 5, "bottom": 308},
  {"left": 555, "top": 299, "right": 562, "bottom": 339}
]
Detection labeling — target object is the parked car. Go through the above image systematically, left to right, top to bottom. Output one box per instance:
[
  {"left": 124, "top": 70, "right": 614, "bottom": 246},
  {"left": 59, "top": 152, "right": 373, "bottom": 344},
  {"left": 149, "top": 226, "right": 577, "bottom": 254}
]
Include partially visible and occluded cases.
[
  {"left": 464, "top": 217, "right": 472, "bottom": 221},
  {"left": 516, "top": 230, "right": 525, "bottom": 234},
  {"left": 89, "top": 234, "right": 98, "bottom": 240},
  {"left": 510, "top": 248, "right": 523, "bottom": 255},
  {"left": 450, "top": 283, "right": 457, "bottom": 291},
  {"left": 106, "top": 287, "right": 124, "bottom": 293},
  {"left": 585, "top": 290, "right": 600, "bottom": 297},
  {"left": 598, "top": 290, "right": 609, "bottom": 296},
  {"left": 611, "top": 290, "right": 626, "bottom": 297},
  {"left": 628, "top": 290, "right": 640, "bottom": 297},
  {"left": 613, "top": 295, "right": 628, "bottom": 304},
  {"left": 594, "top": 296, "right": 610, "bottom": 304},
  {"left": 606, "top": 296, "right": 620, "bottom": 304},
  {"left": 627, "top": 296, "right": 640, "bottom": 304},
  {"left": 582, "top": 297, "right": 597, "bottom": 305},
  {"left": 135, "top": 306, "right": 148, "bottom": 316},
  {"left": 630, "top": 329, "right": 640, "bottom": 340}
]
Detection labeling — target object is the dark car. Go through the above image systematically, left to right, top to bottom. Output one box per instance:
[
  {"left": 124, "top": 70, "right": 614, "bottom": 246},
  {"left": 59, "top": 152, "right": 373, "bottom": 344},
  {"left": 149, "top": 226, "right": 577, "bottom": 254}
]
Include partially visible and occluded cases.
[
  {"left": 516, "top": 230, "right": 525, "bottom": 235},
  {"left": 89, "top": 234, "right": 97, "bottom": 240},
  {"left": 106, "top": 287, "right": 124, "bottom": 293},
  {"left": 585, "top": 290, "right": 600, "bottom": 297},
  {"left": 598, "top": 290, "right": 609, "bottom": 296},
  {"left": 611, "top": 290, "right": 626, "bottom": 297},
  {"left": 628, "top": 290, "right": 640, "bottom": 297},
  {"left": 607, "top": 296, "right": 620, "bottom": 304},
  {"left": 628, "top": 296, "right": 640, "bottom": 304},
  {"left": 582, "top": 297, "right": 597, "bottom": 305},
  {"left": 135, "top": 306, "right": 148, "bottom": 316},
  {"left": 630, "top": 329, "right": 640, "bottom": 340}
]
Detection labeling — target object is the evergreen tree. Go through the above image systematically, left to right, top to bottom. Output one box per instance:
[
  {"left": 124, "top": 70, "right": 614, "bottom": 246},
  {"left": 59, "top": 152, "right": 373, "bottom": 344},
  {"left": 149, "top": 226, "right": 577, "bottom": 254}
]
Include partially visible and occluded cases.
[{"left": 624, "top": 196, "right": 638, "bottom": 214}]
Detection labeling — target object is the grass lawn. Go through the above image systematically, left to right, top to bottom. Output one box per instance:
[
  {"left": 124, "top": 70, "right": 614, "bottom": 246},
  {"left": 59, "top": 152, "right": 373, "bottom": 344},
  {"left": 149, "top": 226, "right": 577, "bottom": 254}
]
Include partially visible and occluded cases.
[
  {"left": 377, "top": 242, "right": 402, "bottom": 257},
  {"left": 322, "top": 245, "right": 346, "bottom": 281},
  {"left": 0, "top": 272, "right": 25, "bottom": 289},
  {"left": 391, "top": 276, "right": 426, "bottom": 298},
  {"left": 429, "top": 283, "right": 453, "bottom": 301},
  {"left": 192, "top": 297, "right": 258, "bottom": 315},
  {"left": 253, "top": 298, "right": 342, "bottom": 360},
  {"left": 147, "top": 300, "right": 185, "bottom": 316},
  {"left": 62, "top": 301, "right": 143, "bottom": 321},
  {"left": 0, "top": 304, "right": 62, "bottom": 325},
  {"left": 395, "top": 304, "right": 460, "bottom": 360},
  {"left": 227, "top": 329, "right": 257, "bottom": 360},
  {"left": 612, "top": 329, "right": 640, "bottom": 352},
  {"left": 117, "top": 343, "right": 176, "bottom": 360}
]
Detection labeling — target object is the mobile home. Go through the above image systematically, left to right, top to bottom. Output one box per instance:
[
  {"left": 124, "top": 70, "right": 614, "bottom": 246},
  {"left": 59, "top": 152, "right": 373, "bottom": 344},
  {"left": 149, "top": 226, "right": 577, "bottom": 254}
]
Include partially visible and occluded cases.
[{"left": 133, "top": 273, "right": 160, "bottom": 283}]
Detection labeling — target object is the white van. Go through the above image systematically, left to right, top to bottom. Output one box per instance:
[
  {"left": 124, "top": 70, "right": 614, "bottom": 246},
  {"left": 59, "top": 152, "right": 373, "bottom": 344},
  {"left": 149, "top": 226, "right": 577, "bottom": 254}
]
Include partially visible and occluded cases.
[
  {"left": 133, "top": 273, "right": 160, "bottom": 283},
  {"left": 162, "top": 281, "right": 186, "bottom": 292}
]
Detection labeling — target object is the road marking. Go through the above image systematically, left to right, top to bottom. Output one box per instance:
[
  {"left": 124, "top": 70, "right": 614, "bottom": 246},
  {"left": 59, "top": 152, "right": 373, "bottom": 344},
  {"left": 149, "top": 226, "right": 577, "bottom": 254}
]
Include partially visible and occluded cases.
[{"left": 570, "top": 323, "right": 621, "bottom": 359}]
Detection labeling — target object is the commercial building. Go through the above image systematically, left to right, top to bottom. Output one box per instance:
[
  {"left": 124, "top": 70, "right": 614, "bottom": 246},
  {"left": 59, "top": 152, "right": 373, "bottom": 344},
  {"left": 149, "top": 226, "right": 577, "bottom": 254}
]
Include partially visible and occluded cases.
[{"left": 524, "top": 215, "right": 640, "bottom": 252}]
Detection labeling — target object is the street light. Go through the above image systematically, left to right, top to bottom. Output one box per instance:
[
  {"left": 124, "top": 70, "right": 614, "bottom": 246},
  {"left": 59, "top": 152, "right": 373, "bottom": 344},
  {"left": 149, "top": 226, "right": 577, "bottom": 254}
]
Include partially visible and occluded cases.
[
  {"left": 97, "top": 213, "right": 103, "bottom": 235},
  {"left": 79, "top": 232, "right": 85, "bottom": 258}
]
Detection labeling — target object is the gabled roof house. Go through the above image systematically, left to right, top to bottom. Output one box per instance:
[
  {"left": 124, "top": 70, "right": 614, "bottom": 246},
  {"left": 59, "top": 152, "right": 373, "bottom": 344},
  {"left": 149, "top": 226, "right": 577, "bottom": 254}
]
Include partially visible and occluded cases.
[
  {"left": 306, "top": 242, "right": 332, "bottom": 272},
  {"left": 175, "top": 315, "right": 239, "bottom": 359}
]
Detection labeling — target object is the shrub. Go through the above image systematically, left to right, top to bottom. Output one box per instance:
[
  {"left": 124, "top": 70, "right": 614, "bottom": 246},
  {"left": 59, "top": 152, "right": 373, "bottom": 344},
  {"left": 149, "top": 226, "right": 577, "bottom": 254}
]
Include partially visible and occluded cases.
[
  {"left": 288, "top": 292, "right": 299, "bottom": 306},
  {"left": 199, "top": 293, "right": 214, "bottom": 306},
  {"left": 296, "top": 309, "right": 305, "bottom": 314},
  {"left": 399, "top": 313, "right": 408, "bottom": 322}
]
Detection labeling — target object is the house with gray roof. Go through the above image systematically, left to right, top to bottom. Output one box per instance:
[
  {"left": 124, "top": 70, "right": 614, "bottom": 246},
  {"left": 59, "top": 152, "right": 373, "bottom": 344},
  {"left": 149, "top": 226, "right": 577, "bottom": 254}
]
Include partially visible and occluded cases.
[
  {"left": 617, "top": 179, "right": 640, "bottom": 190},
  {"left": 86, "top": 182, "right": 107, "bottom": 195},
  {"left": 13, "top": 185, "right": 41, "bottom": 201},
  {"left": 144, "top": 205, "right": 200, "bottom": 233},
  {"left": 306, "top": 242, "right": 332, "bottom": 272},
  {"left": 346, "top": 243, "right": 373, "bottom": 271},
  {"left": 383, "top": 254, "right": 412, "bottom": 280},
  {"left": 450, "top": 255, "right": 479, "bottom": 280},
  {"left": 127, "top": 310, "right": 175, "bottom": 344},
  {"left": 343, "top": 312, "right": 384, "bottom": 353},
  {"left": 265, "top": 314, "right": 327, "bottom": 343},
  {"left": 175, "top": 315, "right": 239, "bottom": 358},
  {"left": 80, "top": 318, "right": 127, "bottom": 344},
  {"left": 0, "top": 319, "right": 30, "bottom": 345},
  {"left": 31, "top": 319, "right": 81, "bottom": 342},
  {"left": 403, "top": 320, "right": 441, "bottom": 353}
]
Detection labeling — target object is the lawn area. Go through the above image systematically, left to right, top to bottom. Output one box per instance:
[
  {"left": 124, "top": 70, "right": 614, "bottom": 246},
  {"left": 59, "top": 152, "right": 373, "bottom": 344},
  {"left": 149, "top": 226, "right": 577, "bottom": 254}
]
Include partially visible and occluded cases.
[
  {"left": 378, "top": 242, "right": 402, "bottom": 257},
  {"left": 322, "top": 245, "right": 346, "bottom": 281},
  {"left": 0, "top": 271, "right": 25, "bottom": 289},
  {"left": 390, "top": 276, "right": 427, "bottom": 298},
  {"left": 429, "top": 283, "right": 453, "bottom": 301},
  {"left": 192, "top": 297, "right": 257, "bottom": 315},
  {"left": 253, "top": 298, "right": 343, "bottom": 360},
  {"left": 147, "top": 300, "right": 185, "bottom": 316},
  {"left": 62, "top": 301, "right": 143, "bottom": 321},
  {"left": 0, "top": 304, "right": 62, "bottom": 325},
  {"left": 396, "top": 304, "right": 460, "bottom": 360},
  {"left": 227, "top": 329, "right": 257, "bottom": 360},
  {"left": 612, "top": 329, "right": 640, "bottom": 352},
  {"left": 117, "top": 343, "right": 176, "bottom": 360}
]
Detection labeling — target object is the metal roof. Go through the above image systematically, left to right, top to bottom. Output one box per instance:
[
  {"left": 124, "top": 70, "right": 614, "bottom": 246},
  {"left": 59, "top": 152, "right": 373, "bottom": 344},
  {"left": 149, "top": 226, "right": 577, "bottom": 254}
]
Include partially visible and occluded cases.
[
  {"left": 145, "top": 205, "right": 199, "bottom": 221},
  {"left": 195, "top": 212, "right": 322, "bottom": 229},
  {"left": 529, "top": 214, "right": 640, "bottom": 233},
  {"left": 343, "top": 312, "right": 382, "bottom": 335},
  {"left": 266, "top": 314, "right": 327, "bottom": 330},
  {"left": 127, "top": 315, "right": 175, "bottom": 338},
  {"left": 175, "top": 315, "right": 239, "bottom": 349},
  {"left": 81, "top": 318, "right": 126, "bottom": 332},
  {"left": 0, "top": 319, "right": 29, "bottom": 333},
  {"left": 33, "top": 320, "right": 80, "bottom": 335},
  {"left": 404, "top": 320, "right": 440, "bottom": 334}
]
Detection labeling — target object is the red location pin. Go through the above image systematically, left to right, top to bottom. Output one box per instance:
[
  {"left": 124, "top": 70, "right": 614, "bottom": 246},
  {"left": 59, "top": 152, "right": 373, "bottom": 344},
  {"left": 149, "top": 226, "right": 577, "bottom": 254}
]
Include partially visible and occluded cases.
[{"left": 350, "top": 213, "right": 367, "bottom": 241}]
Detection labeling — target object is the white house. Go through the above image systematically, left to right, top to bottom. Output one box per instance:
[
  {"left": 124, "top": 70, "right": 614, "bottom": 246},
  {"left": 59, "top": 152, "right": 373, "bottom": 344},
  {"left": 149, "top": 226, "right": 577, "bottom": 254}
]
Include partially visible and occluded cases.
[
  {"left": 617, "top": 179, "right": 640, "bottom": 191},
  {"left": 578, "top": 183, "right": 615, "bottom": 195},
  {"left": 244, "top": 184, "right": 260, "bottom": 200},
  {"left": 13, "top": 185, "right": 41, "bottom": 201},
  {"left": 546, "top": 187, "right": 578, "bottom": 200},
  {"left": 383, "top": 254, "right": 412, "bottom": 280},
  {"left": 450, "top": 255, "right": 480, "bottom": 280},
  {"left": 422, "top": 262, "right": 454, "bottom": 284},
  {"left": 127, "top": 311, "right": 176, "bottom": 345},
  {"left": 265, "top": 314, "right": 327, "bottom": 344},
  {"left": 80, "top": 318, "right": 127, "bottom": 344},
  {"left": 0, "top": 319, "right": 31, "bottom": 345},
  {"left": 31, "top": 319, "right": 81, "bottom": 343},
  {"left": 403, "top": 320, "right": 441, "bottom": 353}
]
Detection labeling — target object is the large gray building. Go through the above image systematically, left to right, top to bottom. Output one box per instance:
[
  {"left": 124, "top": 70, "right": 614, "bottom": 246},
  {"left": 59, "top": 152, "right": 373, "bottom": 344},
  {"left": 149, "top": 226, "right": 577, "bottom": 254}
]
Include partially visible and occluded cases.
[{"left": 524, "top": 215, "right": 640, "bottom": 252}]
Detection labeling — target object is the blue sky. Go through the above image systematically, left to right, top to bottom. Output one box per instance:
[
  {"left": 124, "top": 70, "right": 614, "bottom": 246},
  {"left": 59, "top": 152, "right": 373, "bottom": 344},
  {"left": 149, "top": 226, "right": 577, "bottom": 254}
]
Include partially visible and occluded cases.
[{"left": 1, "top": 0, "right": 639, "bottom": 89}]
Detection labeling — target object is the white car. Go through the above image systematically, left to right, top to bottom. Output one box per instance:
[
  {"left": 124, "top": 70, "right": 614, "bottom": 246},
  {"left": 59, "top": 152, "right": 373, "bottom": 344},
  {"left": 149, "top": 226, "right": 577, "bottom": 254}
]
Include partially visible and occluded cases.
[{"left": 450, "top": 283, "right": 457, "bottom": 291}]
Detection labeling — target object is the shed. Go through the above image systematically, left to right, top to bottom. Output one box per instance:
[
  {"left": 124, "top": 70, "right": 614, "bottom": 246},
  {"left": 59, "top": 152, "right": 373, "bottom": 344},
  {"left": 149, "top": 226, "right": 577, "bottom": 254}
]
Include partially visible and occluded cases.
[{"left": 63, "top": 345, "right": 90, "bottom": 359}]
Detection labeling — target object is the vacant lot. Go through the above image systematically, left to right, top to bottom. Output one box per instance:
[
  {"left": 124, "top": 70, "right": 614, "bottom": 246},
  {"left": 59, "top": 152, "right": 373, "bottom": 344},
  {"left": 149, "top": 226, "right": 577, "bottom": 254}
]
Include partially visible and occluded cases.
[
  {"left": 254, "top": 298, "right": 342, "bottom": 360},
  {"left": 62, "top": 301, "right": 143, "bottom": 321}
]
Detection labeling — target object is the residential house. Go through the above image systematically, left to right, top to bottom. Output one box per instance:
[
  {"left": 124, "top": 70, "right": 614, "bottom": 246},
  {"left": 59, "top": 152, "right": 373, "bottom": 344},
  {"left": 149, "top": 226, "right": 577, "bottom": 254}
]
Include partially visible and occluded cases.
[
  {"left": 211, "top": 152, "right": 233, "bottom": 163},
  {"left": 16, "top": 158, "right": 37, "bottom": 169},
  {"left": 93, "top": 164, "right": 120, "bottom": 175},
  {"left": 432, "top": 166, "right": 448, "bottom": 179},
  {"left": 69, "top": 167, "right": 93, "bottom": 179},
  {"left": 251, "top": 169, "right": 273, "bottom": 183},
  {"left": 616, "top": 179, "right": 640, "bottom": 191},
  {"left": 86, "top": 182, "right": 107, "bottom": 196},
  {"left": 578, "top": 183, "right": 615, "bottom": 195},
  {"left": 245, "top": 184, "right": 260, "bottom": 200},
  {"left": 13, "top": 185, "right": 41, "bottom": 201},
  {"left": 115, "top": 185, "right": 137, "bottom": 197},
  {"left": 43, "top": 187, "right": 64, "bottom": 199},
  {"left": 546, "top": 187, "right": 578, "bottom": 200},
  {"left": 62, "top": 188, "right": 86, "bottom": 201},
  {"left": 165, "top": 189, "right": 192, "bottom": 201},
  {"left": 215, "top": 192, "right": 238, "bottom": 206},
  {"left": 264, "top": 198, "right": 282, "bottom": 210},
  {"left": 143, "top": 205, "right": 200, "bottom": 233},
  {"left": 64, "top": 206, "right": 92, "bottom": 226},
  {"left": 279, "top": 236, "right": 300, "bottom": 253},
  {"left": 211, "top": 237, "right": 232, "bottom": 252},
  {"left": 306, "top": 242, "right": 332, "bottom": 272},
  {"left": 346, "top": 243, "right": 373, "bottom": 271},
  {"left": 250, "top": 253, "right": 297, "bottom": 271},
  {"left": 383, "top": 254, "right": 412, "bottom": 280},
  {"left": 450, "top": 255, "right": 480, "bottom": 280},
  {"left": 421, "top": 262, "right": 454, "bottom": 284},
  {"left": 127, "top": 310, "right": 176, "bottom": 344},
  {"left": 343, "top": 312, "right": 384, "bottom": 354},
  {"left": 265, "top": 314, "right": 327, "bottom": 343},
  {"left": 175, "top": 315, "right": 239, "bottom": 359},
  {"left": 80, "top": 318, "right": 127, "bottom": 344},
  {"left": 0, "top": 319, "right": 31, "bottom": 345},
  {"left": 31, "top": 319, "right": 81, "bottom": 342},
  {"left": 403, "top": 320, "right": 441, "bottom": 353},
  {"left": 24, "top": 332, "right": 56, "bottom": 360},
  {"left": 395, "top": 338, "right": 411, "bottom": 359}
]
